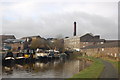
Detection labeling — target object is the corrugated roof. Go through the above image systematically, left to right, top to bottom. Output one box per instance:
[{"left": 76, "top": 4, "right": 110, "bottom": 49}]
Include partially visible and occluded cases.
[{"left": 4, "top": 39, "right": 25, "bottom": 43}]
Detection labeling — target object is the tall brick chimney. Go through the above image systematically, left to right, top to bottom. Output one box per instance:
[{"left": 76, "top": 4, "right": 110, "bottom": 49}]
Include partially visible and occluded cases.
[{"left": 74, "top": 22, "right": 76, "bottom": 36}]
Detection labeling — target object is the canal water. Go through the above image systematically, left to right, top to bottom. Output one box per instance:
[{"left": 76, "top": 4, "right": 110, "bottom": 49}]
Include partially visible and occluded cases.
[{"left": 2, "top": 58, "right": 91, "bottom": 78}]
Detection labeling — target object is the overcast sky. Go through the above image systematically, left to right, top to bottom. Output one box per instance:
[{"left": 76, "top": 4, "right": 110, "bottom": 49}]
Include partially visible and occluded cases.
[{"left": 1, "top": 0, "right": 119, "bottom": 39}]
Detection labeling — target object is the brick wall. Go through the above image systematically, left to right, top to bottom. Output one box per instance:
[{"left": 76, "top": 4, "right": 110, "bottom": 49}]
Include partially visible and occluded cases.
[{"left": 8, "top": 43, "right": 25, "bottom": 51}]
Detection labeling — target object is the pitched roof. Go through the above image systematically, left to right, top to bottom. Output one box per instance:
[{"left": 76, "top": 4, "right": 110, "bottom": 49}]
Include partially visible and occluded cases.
[
  {"left": 80, "top": 33, "right": 105, "bottom": 42},
  {"left": 80, "top": 33, "right": 94, "bottom": 38}
]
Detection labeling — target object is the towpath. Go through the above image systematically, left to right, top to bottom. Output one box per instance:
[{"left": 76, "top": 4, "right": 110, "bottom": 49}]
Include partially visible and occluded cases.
[{"left": 100, "top": 59, "right": 119, "bottom": 79}]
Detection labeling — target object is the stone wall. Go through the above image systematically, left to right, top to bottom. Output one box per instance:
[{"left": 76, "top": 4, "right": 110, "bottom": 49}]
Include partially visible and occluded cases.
[
  {"left": 64, "top": 36, "right": 80, "bottom": 50},
  {"left": 81, "top": 47, "right": 120, "bottom": 60}
]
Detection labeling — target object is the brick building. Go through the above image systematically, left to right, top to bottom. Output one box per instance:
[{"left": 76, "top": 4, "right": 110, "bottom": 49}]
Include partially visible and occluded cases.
[
  {"left": 0, "top": 35, "right": 16, "bottom": 42},
  {"left": 0, "top": 35, "right": 16, "bottom": 51},
  {"left": 0, "top": 35, "right": 30, "bottom": 51},
  {"left": 3, "top": 39, "right": 27, "bottom": 51}
]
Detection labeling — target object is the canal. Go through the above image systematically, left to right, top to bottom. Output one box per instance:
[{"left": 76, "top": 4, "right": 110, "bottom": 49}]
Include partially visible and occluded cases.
[{"left": 2, "top": 57, "right": 91, "bottom": 78}]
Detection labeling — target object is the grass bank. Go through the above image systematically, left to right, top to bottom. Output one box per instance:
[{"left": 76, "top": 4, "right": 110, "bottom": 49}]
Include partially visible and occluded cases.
[{"left": 68, "top": 56, "right": 104, "bottom": 79}]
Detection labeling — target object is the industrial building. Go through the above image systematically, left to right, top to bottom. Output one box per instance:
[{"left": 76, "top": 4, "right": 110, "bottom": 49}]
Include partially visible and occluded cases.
[
  {"left": 63, "top": 21, "right": 120, "bottom": 60},
  {"left": 64, "top": 22, "right": 105, "bottom": 51},
  {"left": 64, "top": 36, "right": 81, "bottom": 51}
]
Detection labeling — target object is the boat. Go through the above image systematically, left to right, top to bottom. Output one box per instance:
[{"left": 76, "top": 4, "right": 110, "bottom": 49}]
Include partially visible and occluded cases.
[
  {"left": 22, "top": 49, "right": 36, "bottom": 63},
  {"left": 29, "top": 50, "right": 36, "bottom": 60},
  {"left": 35, "top": 50, "right": 49, "bottom": 59},
  {"left": 47, "top": 50, "right": 54, "bottom": 58},
  {"left": 53, "top": 50, "right": 60, "bottom": 59},
  {"left": 3, "top": 51, "right": 15, "bottom": 64},
  {"left": 15, "top": 53, "right": 26, "bottom": 63},
  {"left": 59, "top": 53, "right": 67, "bottom": 61},
  {"left": 3, "top": 65, "right": 14, "bottom": 74}
]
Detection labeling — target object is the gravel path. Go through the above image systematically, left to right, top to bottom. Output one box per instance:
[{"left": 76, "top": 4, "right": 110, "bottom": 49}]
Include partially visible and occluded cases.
[{"left": 100, "top": 59, "right": 118, "bottom": 78}]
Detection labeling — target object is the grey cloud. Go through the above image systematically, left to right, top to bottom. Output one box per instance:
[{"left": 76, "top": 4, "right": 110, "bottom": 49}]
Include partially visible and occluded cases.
[{"left": 3, "top": 11, "right": 117, "bottom": 40}]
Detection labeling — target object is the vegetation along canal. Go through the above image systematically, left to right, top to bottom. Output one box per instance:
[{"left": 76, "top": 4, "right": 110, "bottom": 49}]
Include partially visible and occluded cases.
[{"left": 2, "top": 56, "right": 92, "bottom": 78}]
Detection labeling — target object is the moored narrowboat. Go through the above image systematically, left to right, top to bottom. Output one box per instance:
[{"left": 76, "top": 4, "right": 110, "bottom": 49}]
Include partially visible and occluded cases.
[
  {"left": 3, "top": 51, "right": 15, "bottom": 64},
  {"left": 15, "top": 53, "right": 26, "bottom": 63}
]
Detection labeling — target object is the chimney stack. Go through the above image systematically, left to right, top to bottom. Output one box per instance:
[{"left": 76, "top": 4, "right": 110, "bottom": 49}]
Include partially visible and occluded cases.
[{"left": 73, "top": 22, "right": 76, "bottom": 36}]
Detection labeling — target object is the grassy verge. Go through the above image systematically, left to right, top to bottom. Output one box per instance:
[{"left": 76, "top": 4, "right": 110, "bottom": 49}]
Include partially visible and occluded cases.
[
  {"left": 68, "top": 56, "right": 104, "bottom": 79},
  {"left": 102, "top": 58, "right": 120, "bottom": 74}
]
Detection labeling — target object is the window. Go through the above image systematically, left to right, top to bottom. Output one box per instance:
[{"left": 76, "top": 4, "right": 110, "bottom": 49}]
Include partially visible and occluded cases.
[
  {"left": 74, "top": 42, "right": 75, "bottom": 44},
  {"left": 83, "top": 46, "right": 85, "bottom": 48},
  {"left": 102, "top": 48, "right": 104, "bottom": 51},
  {"left": 111, "top": 53, "right": 113, "bottom": 56},
  {"left": 114, "top": 53, "right": 117, "bottom": 57}
]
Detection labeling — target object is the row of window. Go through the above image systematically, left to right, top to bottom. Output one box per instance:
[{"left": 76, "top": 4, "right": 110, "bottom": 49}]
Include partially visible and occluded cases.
[{"left": 64, "top": 38, "right": 80, "bottom": 42}]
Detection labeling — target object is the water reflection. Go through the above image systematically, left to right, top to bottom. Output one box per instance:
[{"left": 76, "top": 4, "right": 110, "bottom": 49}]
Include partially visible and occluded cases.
[
  {"left": 2, "top": 58, "right": 92, "bottom": 78},
  {"left": 2, "top": 65, "right": 14, "bottom": 75}
]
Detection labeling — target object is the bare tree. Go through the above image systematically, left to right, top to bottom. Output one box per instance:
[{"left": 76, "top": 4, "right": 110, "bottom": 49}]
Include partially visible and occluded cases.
[{"left": 30, "top": 38, "right": 46, "bottom": 49}]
